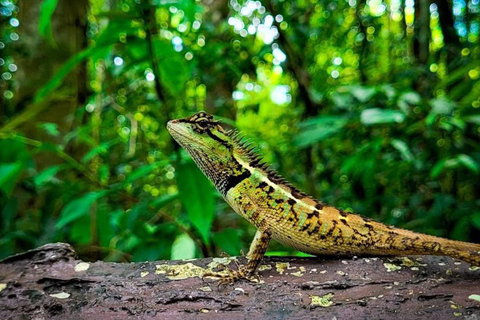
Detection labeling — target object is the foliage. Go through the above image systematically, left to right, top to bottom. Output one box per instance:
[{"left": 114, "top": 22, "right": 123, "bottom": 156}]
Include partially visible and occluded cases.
[{"left": 0, "top": 0, "right": 479, "bottom": 261}]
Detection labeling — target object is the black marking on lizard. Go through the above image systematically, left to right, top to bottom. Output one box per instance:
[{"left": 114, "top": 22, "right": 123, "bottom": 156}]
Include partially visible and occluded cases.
[{"left": 222, "top": 170, "right": 251, "bottom": 195}]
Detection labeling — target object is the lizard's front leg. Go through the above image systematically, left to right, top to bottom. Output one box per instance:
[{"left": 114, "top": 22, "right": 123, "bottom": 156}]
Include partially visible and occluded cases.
[{"left": 204, "top": 228, "right": 272, "bottom": 284}]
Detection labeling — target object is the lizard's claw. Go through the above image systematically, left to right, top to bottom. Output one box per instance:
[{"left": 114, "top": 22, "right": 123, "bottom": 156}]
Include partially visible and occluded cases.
[{"left": 202, "top": 266, "right": 259, "bottom": 285}]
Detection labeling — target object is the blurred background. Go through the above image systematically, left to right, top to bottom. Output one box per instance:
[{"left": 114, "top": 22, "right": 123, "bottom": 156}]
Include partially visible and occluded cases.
[{"left": 0, "top": 0, "right": 479, "bottom": 262}]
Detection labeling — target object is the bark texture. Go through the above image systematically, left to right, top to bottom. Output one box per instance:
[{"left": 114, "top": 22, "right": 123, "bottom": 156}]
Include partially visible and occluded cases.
[{"left": 0, "top": 243, "right": 479, "bottom": 319}]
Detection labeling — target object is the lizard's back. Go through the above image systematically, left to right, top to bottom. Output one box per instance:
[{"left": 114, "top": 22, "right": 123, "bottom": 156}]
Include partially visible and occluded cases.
[{"left": 227, "top": 163, "right": 480, "bottom": 266}]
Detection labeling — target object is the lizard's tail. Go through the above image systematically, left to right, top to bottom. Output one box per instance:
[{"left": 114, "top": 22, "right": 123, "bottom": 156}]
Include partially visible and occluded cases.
[
  {"left": 390, "top": 229, "right": 480, "bottom": 266},
  {"left": 437, "top": 239, "right": 480, "bottom": 266}
]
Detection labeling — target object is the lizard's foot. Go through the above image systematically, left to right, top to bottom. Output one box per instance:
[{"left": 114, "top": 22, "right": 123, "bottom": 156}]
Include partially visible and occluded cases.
[{"left": 203, "top": 266, "right": 259, "bottom": 285}]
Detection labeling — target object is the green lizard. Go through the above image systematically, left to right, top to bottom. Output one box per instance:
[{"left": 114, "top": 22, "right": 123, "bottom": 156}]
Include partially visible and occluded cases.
[{"left": 167, "top": 111, "right": 480, "bottom": 283}]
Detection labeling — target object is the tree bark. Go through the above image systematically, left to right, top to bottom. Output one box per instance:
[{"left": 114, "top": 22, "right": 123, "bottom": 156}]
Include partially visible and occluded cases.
[{"left": 1, "top": 243, "right": 479, "bottom": 319}]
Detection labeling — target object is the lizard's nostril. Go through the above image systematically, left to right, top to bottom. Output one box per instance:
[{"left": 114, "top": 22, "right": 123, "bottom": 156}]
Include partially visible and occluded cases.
[{"left": 166, "top": 120, "right": 177, "bottom": 129}]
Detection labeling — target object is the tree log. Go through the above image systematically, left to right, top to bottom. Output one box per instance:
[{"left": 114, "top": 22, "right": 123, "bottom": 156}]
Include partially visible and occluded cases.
[{"left": 0, "top": 243, "right": 479, "bottom": 319}]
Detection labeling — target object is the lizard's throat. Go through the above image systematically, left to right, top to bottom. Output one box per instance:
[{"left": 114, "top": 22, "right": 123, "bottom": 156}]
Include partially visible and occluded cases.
[{"left": 183, "top": 146, "right": 251, "bottom": 196}]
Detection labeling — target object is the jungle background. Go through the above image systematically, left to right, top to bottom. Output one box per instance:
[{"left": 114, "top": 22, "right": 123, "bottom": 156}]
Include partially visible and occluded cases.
[{"left": 0, "top": 0, "right": 479, "bottom": 262}]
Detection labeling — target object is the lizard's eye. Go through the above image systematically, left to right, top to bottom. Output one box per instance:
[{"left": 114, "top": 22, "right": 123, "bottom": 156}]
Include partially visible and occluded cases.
[{"left": 196, "top": 119, "right": 209, "bottom": 129}]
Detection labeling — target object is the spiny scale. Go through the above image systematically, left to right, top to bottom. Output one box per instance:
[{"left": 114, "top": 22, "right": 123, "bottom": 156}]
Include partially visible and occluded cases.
[{"left": 167, "top": 111, "right": 480, "bottom": 282}]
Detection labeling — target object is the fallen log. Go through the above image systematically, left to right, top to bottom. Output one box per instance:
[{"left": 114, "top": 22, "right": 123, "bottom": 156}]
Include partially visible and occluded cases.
[{"left": 0, "top": 243, "right": 479, "bottom": 319}]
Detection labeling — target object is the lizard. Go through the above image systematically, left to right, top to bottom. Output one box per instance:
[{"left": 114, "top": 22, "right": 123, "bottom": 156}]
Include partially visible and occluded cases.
[{"left": 167, "top": 111, "right": 480, "bottom": 283}]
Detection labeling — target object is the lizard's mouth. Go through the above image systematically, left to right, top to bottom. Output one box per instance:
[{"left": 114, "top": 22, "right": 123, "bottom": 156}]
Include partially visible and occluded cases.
[{"left": 166, "top": 120, "right": 209, "bottom": 151}]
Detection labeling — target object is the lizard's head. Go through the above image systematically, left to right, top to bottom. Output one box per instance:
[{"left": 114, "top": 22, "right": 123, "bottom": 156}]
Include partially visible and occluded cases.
[{"left": 167, "top": 111, "right": 237, "bottom": 176}]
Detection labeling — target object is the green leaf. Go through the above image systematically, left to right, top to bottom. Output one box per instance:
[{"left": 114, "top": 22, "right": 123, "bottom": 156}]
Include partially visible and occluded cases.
[
  {"left": 38, "top": 0, "right": 59, "bottom": 46},
  {"left": 95, "top": 19, "right": 139, "bottom": 47},
  {"left": 153, "top": 40, "right": 191, "bottom": 95},
  {"left": 35, "top": 44, "right": 112, "bottom": 103},
  {"left": 349, "top": 86, "right": 377, "bottom": 102},
  {"left": 398, "top": 91, "right": 421, "bottom": 113},
  {"left": 399, "top": 91, "right": 421, "bottom": 105},
  {"left": 429, "top": 98, "right": 455, "bottom": 115},
  {"left": 361, "top": 108, "right": 405, "bottom": 125},
  {"left": 465, "top": 115, "right": 480, "bottom": 125},
  {"left": 295, "top": 116, "right": 349, "bottom": 148},
  {"left": 38, "top": 122, "right": 60, "bottom": 137},
  {"left": 0, "top": 138, "right": 31, "bottom": 164},
  {"left": 391, "top": 139, "right": 414, "bottom": 162},
  {"left": 82, "top": 140, "right": 119, "bottom": 163},
  {"left": 430, "top": 154, "right": 479, "bottom": 178},
  {"left": 457, "top": 154, "right": 479, "bottom": 174},
  {"left": 176, "top": 159, "right": 215, "bottom": 245},
  {"left": 431, "top": 159, "right": 450, "bottom": 179},
  {"left": 125, "top": 161, "right": 168, "bottom": 183},
  {"left": 0, "top": 162, "right": 23, "bottom": 196},
  {"left": 34, "top": 165, "right": 62, "bottom": 187},
  {"left": 56, "top": 191, "right": 107, "bottom": 229},
  {"left": 151, "top": 192, "right": 179, "bottom": 208},
  {"left": 1, "top": 198, "right": 17, "bottom": 232},
  {"left": 97, "top": 207, "right": 114, "bottom": 247},
  {"left": 472, "top": 214, "right": 480, "bottom": 230},
  {"left": 70, "top": 215, "right": 91, "bottom": 244},
  {"left": 450, "top": 216, "right": 470, "bottom": 241},
  {"left": 171, "top": 233, "right": 196, "bottom": 259},
  {"left": 469, "top": 294, "right": 480, "bottom": 303}
]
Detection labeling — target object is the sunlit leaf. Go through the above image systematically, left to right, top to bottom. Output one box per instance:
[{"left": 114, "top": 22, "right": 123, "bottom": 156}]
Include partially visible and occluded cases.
[
  {"left": 38, "top": 0, "right": 59, "bottom": 46},
  {"left": 151, "top": 0, "right": 203, "bottom": 22},
  {"left": 95, "top": 19, "right": 139, "bottom": 47},
  {"left": 349, "top": 86, "right": 377, "bottom": 102},
  {"left": 398, "top": 91, "right": 421, "bottom": 113},
  {"left": 399, "top": 91, "right": 421, "bottom": 105},
  {"left": 429, "top": 98, "right": 455, "bottom": 115},
  {"left": 360, "top": 108, "right": 405, "bottom": 125},
  {"left": 465, "top": 115, "right": 480, "bottom": 125},
  {"left": 295, "top": 116, "right": 349, "bottom": 148},
  {"left": 38, "top": 122, "right": 60, "bottom": 137},
  {"left": 391, "top": 139, "right": 413, "bottom": 162},
  {"left": 430, "top": 154, "right": 479, "bottom": 178},
  {"left": 457, "top": 154, "right": 479, "bottom": 174},
  {"left": 176, "top": 159, "right": 215, "bottom": 245},
  {"left": 431, "top": 159, "right": 451, "bottom": 179},
  {"left": 0, "top": 162, "right": 23, "bottom": 196},
  {"left": 34, "top": 165, "right": 62, "bottom": 187},
  {"left": 56, "top": 191, "right": 107, "bottom": 229},
  {"left": 171, "top": 233, "right": 196, "bottom": 259}
]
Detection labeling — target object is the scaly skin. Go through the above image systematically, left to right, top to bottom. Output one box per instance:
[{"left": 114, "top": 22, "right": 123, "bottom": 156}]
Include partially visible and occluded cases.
[{"left": 167, "top": 111, "right": 480, "bottom": 282}]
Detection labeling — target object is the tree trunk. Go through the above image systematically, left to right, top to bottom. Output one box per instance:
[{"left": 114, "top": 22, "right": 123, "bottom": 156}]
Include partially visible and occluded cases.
[
  {"left": 12, "top": 0, "right": 88, "bottom": 126},
  {"left": 413, "top": 0, "right": 431, "bottom": 94},
  {"left": 1, "top": 243, "right": 479, "bottom": 319}
]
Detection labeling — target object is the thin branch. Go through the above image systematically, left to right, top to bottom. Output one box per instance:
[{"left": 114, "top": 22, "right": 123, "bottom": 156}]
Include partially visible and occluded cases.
[
  {"left": 264, "top": 0, "right": 321, "bottom": 116},
  {"left": 139, "top": 3, "right": 168, "bottom": 109},
  {"left": 110, "top": 102, "right": 138, "bottom": 158},
  {"left": 0, "top": 133, "right": 104, "bottom": 188}
]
